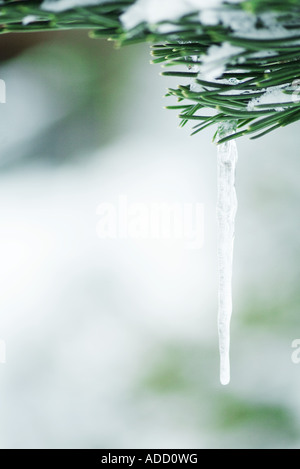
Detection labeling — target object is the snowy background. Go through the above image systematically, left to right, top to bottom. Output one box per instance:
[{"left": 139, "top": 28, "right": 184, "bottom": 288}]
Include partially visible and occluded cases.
[{"left": 0, "top": 30, "right": 300, "bottom": 449}]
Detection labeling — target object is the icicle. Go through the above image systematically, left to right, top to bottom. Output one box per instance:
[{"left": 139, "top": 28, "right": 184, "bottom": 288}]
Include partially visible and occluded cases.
[{"left": 216, "top": 123, "right": 238, "bottom": 386}]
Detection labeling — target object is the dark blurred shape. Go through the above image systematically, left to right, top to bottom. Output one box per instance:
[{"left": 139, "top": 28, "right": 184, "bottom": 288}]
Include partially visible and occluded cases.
[
  {"left": 0, "top": 30, "right": 142, "bottom": 169},
  {"left": 0, "top": 32, "right": 50, "bottom": 62}
]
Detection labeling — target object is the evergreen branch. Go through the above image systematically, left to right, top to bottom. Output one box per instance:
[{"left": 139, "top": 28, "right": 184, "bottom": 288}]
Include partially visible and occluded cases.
[{"left": 0, "top": 0, "right": 299, "bottom": 142}]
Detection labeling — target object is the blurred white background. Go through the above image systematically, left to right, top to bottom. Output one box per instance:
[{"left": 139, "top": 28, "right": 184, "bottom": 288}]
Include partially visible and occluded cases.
[{"left": 0, "top": 32, "right": 299, "bottom": 449}]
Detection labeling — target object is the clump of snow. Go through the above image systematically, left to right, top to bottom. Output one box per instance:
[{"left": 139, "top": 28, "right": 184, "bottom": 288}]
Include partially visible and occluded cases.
[
  {"left": 41, "top": 0, "right": 109, "bottom": 12},
  {"left": 121, "top": 0, "right": 242, "bottom": 30},
  {"left": 121, "top": 0, "right": 190, "bottom": 30},
  {"left": 199, "top": 6, "right": 295, "bottom": 39},
  {"left": 211, "top": 9, "right": 297, "bottom": 39},
  {"left": 257, "top": 12, "right": 295, "bottom": 39},
  {"left": 22, "top": 15, "right": 39, "bottom": 26},
  {"left": 199, "top": 42, "right": 243, "bottom": 81},
  {"left": 247, "top": 87, "right": 293, "bottom": 112}
]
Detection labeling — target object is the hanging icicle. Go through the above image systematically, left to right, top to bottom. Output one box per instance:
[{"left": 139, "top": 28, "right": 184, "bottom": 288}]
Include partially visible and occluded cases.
[{"left": 216, "top": 123, "right": 238, "bottom": 386}]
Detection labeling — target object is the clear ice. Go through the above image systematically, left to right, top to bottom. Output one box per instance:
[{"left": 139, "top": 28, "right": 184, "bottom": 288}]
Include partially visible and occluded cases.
[{"left": 217, "top": 126, "right": 238, "bottom": 386}]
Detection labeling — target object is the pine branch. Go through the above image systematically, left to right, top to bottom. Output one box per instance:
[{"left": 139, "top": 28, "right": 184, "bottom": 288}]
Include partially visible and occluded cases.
[{"left": 0, "top": 0, "right": 300, "bottom": 142}]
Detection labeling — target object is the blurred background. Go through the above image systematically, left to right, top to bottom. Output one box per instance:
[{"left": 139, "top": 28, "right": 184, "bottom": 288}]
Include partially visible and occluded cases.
[{"left": 0, "top": 29, "right": 299, "bottom": 449}]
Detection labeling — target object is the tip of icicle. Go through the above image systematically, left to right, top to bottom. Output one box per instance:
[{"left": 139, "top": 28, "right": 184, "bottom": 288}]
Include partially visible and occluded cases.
[
  {"left": 220, "top": 354, "right": 230, "bottom": 386},
  {"left": 220, "top": 368, "right": 230, "bottom": 386},
  {"left": 220, "top": 376, "right": 230, "bottom": 386}
]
